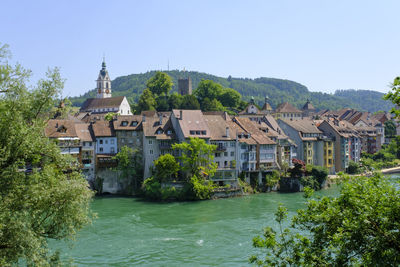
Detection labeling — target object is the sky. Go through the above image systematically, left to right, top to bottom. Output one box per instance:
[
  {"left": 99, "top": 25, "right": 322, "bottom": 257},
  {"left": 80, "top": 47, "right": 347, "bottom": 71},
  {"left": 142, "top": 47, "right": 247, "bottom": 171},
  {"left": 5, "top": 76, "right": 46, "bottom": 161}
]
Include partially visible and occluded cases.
[{"left": 1, "top": 0, "right": 400, "bottom": 97}]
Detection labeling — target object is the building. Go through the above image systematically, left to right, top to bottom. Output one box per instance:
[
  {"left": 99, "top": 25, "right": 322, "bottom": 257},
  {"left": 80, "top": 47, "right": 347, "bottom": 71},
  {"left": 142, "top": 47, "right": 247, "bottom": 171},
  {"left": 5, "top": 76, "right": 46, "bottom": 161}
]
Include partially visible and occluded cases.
[
  {"left": 80, "top": 61, "right": 131, "bottom": 115},
  {"left": 178, "top": 77, "right": 192, "bottom": 95},
  {"left": 302, "top": 99, "right": 316, "bottom": 117},
  {"left": 274, "top": 102, "right": 302, "bottom": 120},
  {"left": 171, "top": 109, "right": 211, "bottom": 142},
  {"left": 142, "top": 114, "right": 177, "bottom": 179},
  {"left": 112, "top": 115, "right": 143, "bottom": 153},
  {"left": 204, "top": 115, "right": 239, "bottom": 186},
  {"left": 278, "top": 118, "right": 335, "bottom": 173},
  {"left": 45, "top": 119, "right": 81, "bottom": 159},
  {"left": 92, "top": 121, "right": 117, "bottom": 155},
  {"left": 75, "top": 123, "right": 96, "bottom": 182}
]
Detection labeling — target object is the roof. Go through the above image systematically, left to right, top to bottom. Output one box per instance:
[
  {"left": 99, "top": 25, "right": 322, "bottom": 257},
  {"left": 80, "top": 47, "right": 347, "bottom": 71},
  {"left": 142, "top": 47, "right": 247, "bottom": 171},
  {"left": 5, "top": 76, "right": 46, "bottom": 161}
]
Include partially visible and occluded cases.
[
  {"left": 80, "top": 96, "right": 125, "bottom": 112},
  {"left": 302, "top": 100, "right": 315, "bottom": 111},
  {"left": 262, "top": 102, "right": 272, "bottom": 111},
  {"left": 275, "top": 102, "right": 302, "bottom": 113},
  {"left": 172, "top": 110, "right": 211, "bottom": 139},
  {"left": 113, "top": 115, "right": 142, "bottom": 131},
  {"left": 142, "top": 115, "right": 176, "bottom": 140},
  {"left": 203, "top": 115, "right": 236, "bottom": 140},
  {"left": 233, "top": 117, "right": 275, "bottom": 145},
  {"left": 280, "top": 118, "right": 322, "bottom": 134},
  {"left": 45, "top": 120, "right": 78, "bottom": 138},
  {"left": 91, "top": 121, "right": 115, "bottom": 137},
  {"left": 74, "top": 123, "right": 94, "bottom": 142}
]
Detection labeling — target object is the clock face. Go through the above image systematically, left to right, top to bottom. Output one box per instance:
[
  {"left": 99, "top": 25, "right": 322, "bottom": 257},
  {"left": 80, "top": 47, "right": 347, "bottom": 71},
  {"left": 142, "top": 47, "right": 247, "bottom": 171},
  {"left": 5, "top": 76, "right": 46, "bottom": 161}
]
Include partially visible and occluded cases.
[
  {"left": 98, "top": 89, "right": 101, "bottom": 94},
  {"left": 106, "top": 89, "right": 110, "bottom": 94}
]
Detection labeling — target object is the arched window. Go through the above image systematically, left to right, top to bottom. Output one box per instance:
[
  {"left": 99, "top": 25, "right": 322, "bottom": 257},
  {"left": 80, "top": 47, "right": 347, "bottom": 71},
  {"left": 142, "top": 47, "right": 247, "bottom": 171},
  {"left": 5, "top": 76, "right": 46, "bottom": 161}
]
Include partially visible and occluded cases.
[{"left": 106, "top": 83, "right": 109, "bottom": 89}]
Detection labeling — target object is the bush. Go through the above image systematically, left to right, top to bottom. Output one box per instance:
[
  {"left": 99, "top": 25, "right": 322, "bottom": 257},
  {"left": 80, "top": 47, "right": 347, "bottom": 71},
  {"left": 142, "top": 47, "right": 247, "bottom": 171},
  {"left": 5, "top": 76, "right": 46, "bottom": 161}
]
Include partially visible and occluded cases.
[
  {"left": 347, "top": 160, "right": 360, "bottom": 174},
  {"left": 265, "top": 170, "right": 280, "bottom": 189},
  {"left": 142, "top": 177, "right": 162, "bottom": 200}
]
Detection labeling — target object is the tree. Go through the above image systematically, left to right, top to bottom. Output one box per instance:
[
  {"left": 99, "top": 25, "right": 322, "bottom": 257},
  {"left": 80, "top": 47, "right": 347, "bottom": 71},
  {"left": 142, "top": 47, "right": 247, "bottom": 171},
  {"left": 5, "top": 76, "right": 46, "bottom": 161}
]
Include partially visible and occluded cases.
[
  {"left": 0, "top": 44, "right": 93, "bottom": 265},
  {"left": 146, "top": 71, "right": 173, "bottom": 96},
  {"left": 194, "top": 79, "right": 223, "bottom": 106},
  {"left": 137, "top": 88, "right": 156, "bottom": 113},
  {"left": 218, "top": 88, "right": 241, "bottom": 108},
  {"left": 168, "top": 92, "right": 183, "bottom": 109},
  {"left": 155, "top": 95, "right": 169, "bottom": 111},
  {"left": 180, "top": 95, "right": 200, "bottom": 110},
  {"left": 202, "top": 98, "right": 225, "bottom": 112},
  {"left": 384, "top": 120, "right": 396, "bottom": 137},
  {"left": 172, "top": 137, "right": 217, "bottom": 180},
  {"left": 113, "top": 146, "right": 143, "bottom": 192},
  {"left": 153, "top": 154, "right": 180, "bottom": 182},
  {"left": 251, "top": 174, "right": 400, "bottom": 266}
]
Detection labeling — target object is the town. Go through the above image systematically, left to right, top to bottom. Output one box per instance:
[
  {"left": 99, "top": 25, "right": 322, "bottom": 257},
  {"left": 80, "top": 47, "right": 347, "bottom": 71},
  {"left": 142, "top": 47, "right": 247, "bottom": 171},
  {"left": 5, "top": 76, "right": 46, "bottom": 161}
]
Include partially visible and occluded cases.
[{"left": 44, "top": 61, "right": 396, "bottom": 195}]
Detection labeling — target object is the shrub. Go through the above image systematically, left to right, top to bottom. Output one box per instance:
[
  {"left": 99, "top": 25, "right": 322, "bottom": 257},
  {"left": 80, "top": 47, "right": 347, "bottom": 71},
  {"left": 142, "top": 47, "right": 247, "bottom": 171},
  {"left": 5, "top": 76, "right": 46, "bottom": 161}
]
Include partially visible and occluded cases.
[{"left": 347, "top": 160, "right": 360, "bottom": 174}]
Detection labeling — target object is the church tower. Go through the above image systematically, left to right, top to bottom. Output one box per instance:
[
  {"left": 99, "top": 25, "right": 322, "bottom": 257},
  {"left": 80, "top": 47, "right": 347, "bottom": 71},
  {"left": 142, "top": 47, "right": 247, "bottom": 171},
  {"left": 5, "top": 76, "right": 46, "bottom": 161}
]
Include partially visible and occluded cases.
[{"left": 96, "top": 59, "right": 112, "bottom": 98}]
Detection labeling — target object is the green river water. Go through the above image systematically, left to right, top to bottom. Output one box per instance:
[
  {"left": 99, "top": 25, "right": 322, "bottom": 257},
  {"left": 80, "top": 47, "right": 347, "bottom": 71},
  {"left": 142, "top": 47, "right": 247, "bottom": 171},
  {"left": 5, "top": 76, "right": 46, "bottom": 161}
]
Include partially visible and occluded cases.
[{"left": 51, "top": 187, "right": 339, "bottom": 266}]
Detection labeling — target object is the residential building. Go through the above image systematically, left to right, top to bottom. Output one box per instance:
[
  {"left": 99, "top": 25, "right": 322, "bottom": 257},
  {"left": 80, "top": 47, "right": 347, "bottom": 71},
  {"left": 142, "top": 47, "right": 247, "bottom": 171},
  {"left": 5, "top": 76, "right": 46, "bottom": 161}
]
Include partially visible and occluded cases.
[
  {"left": 274, "top": 102, "right": 302, "bottom": 120},
  {"left": 112, "top": 115, "right": 143, "bottom": 153},
  {"left": 92, "top": 121, "right": 117, "bottom": 155},
  {"left": 75, "top": 123, "right": 96, "bottom": 182}
]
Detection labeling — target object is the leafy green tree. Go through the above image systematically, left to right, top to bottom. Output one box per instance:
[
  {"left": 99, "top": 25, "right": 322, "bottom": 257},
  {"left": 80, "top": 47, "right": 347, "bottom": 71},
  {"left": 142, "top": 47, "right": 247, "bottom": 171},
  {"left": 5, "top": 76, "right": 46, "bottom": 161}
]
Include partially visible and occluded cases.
[
  {"left": 0, "top": 44, "right": 93, "bottom": 266},
  {"left": 146, "top": 71, "right": 173, "bottom": 96},
  {"left": 384, "top": 76, "right": 400, "bottom": 118},
  {"left": 194, "top": 79, "right": 223, "bottom": 106},
  {"left": 137, "top": 88, "right": 156, "bottom": 113},
  {"left": 218, "top": 88, "right": 241, "bottom": 108},
  {"left": 168, "top": 92, "right": 183, "bottom": 109},
  {"left": 180, "top": 94, "right": 200, "bottom": 110},
  {"left": 155, "top": 95, "right": 169, "bottom": 111},
  {"left": 202, "top": 98, "right": 225, "bottom": 112},
  {"left": 104, "top": 112, "right": 117, "bottom": 121},
  {"left": 384, "top": 120, "right": 396, "bottom": 137},
  {"left": 172, "top": 137, "right": 217, "bottom": 180},
  {"left": 113, "top": 146, "right": 143, "bottom": 191},
  {"left": 153, "top": 154, "right": 180, "bottom": 182},
  {"left": 251, "top": 173, "right": 400, "bottom": 266}
]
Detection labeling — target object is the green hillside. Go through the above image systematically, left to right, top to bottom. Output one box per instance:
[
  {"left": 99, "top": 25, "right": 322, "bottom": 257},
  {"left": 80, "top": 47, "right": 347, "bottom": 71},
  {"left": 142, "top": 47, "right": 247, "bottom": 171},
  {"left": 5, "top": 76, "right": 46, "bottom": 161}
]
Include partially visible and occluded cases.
[{"left": 70, "top": 70, "right": 393, "bottom": 113}]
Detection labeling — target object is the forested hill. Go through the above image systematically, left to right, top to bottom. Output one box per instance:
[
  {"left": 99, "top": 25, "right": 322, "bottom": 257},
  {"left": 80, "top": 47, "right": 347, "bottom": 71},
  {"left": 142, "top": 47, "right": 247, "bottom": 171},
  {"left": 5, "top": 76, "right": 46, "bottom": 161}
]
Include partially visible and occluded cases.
[{"left": 70, "top": 70, "right": 393, "bottom": 113}]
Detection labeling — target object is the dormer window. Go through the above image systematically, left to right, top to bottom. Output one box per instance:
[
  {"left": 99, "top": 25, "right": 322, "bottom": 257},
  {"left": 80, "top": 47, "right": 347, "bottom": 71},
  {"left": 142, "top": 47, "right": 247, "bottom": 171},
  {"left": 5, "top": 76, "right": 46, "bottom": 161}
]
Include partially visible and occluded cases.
[
  {"left": 121, "top": 121, "right": 128, "bottom": 126},
  {"left": 131, "top": 121, "right": 138, "bottom": 127},
  {"left": 57, "top": 125, "right": 67, "bottom": 133},
  {"left": 156, "top": 129, "right": 163, "bottom": 134},
  {"left": 167, "top": 130, "right": 172, "bottom": 135},
  {"left": 190, "top": 130, "right": 195, "bottom": 135},
  {"left": 201, "top": 131, "right": 206, "bottom": 135}
]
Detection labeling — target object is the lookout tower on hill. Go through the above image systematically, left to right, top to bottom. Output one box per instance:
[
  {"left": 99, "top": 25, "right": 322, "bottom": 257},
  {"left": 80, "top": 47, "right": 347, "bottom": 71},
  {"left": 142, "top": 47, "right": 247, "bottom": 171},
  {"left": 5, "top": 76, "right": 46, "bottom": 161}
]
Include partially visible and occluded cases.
[{"left": 178, "top": 76, "right": 192, "bottom": 95}]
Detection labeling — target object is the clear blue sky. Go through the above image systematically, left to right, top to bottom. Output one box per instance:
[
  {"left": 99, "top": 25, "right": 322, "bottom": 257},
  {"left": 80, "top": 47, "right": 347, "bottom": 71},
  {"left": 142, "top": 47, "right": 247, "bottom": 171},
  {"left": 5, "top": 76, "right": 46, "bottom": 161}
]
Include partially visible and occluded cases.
[{"left": 2, "top": 0, "right": 399, "bottom": 97}]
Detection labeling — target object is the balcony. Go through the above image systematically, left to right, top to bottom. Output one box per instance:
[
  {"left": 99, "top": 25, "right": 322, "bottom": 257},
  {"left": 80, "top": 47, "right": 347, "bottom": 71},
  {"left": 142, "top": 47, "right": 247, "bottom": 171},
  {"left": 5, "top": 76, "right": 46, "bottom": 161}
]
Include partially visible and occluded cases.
[{"left": 216, "top": 145, "right": 227, "bottom": 152}]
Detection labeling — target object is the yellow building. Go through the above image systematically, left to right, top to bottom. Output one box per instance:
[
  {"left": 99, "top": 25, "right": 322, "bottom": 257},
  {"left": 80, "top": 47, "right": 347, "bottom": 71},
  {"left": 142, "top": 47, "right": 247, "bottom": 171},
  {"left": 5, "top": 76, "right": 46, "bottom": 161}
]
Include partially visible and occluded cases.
[
  {"left": 323, "top": 140, "right": 334, "bottom": 168},
  {"left": 304, "top": 141, "right": 314, "bottom": 165}
]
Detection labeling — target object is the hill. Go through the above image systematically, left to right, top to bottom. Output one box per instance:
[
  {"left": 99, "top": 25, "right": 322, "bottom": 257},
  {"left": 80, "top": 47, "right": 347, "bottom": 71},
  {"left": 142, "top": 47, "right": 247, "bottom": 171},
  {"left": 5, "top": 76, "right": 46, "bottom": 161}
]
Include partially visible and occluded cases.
[{"left": 69, "top": 70, "right": 394, "bottom": 113}]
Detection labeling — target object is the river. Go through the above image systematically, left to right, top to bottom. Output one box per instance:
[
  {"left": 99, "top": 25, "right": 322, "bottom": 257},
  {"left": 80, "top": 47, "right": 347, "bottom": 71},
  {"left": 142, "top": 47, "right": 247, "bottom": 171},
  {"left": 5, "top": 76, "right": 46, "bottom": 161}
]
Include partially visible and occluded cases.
[{"left": 51, "top": 186, "right": 339, "bottom": 266}]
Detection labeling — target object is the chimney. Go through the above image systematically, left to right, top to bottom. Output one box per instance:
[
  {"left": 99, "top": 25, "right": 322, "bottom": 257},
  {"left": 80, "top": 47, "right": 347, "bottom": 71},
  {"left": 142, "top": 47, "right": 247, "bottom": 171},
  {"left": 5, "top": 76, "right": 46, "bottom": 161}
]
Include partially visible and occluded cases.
[
  {"left": 180, "top": 110, "right": 183, "bottom": 120},
  {"left": 159, "top": 114, "right": 163, "bottom": 125},
  {"left": 142, "top": 115, "right": 146, "bottom": 122},
  {"left": 226, "top": 127, "right": 230, "bottom": 138}
]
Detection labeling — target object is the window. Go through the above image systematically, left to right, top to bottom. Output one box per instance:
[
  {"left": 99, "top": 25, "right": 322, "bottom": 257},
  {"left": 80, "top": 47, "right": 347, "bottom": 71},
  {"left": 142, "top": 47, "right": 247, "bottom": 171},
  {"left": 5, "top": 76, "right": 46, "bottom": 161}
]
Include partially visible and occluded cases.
[
  {"left": 121, "top": 121, "right": 128, "bottom": 126},
  {"left": 131, "top": 121, "right": 138, "bottom": 127},
  {"left": 167, "top": 130, "right": 172, "bottom": 135},
  {"left": 190, "top": 130, "right": 195, "bottom": 135},
  {"left": 132, "top": 131, "right": 137, "bottom": 136},
  {"left": 196, "top": 131, "right": 201, "bottom": 135},
  {"left": 201, "top": 131, "right": 206, "bottom": 135},
  {"left": 121, "top": 138, "right": 125, "bottom": 143},
  {"left": 111, "top": 139, "right": 114, "bottom": 144},
  {"left": 129, "top": 139, "right": 133, "bottom": 144},
  {"left": 99, "top": 140, "right": 103, "bottom": 144},
  {"left": 105, "top": 140, "right": 108, "bottom": 144},
  {"left": 149, "top": 140, "right": 152, "bottom": 145},
  {"left": 230, "top": 142, "right": 235, "bottom": 147},
  {"left": 99, "top": 147, "right": 103, "bottom": 152},
  {"left": 110, "top": 147, "right": 115, "bottom": 153},
  {"left": 150, "top": 150, "right": 153, "bottom": 155},
  {"left": 231, "top": 151, "right": 234, "bottom": 157},
  {"left": 224, "top": 152, "right": 228, "bottom": 157},
  {"left": 215, "top": 153, "right": 221, "bottom": 157},
  {"left": 216, "top": 161, "right": 220, "bottom": 167},
  {"left": 224, "top": 161, "right": 228, "bottom": 167}
]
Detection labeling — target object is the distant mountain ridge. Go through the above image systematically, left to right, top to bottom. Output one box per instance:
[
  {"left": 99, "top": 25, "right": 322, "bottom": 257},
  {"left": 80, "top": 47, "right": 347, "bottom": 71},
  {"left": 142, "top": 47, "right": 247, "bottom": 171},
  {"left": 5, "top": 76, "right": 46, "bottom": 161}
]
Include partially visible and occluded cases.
[{"left": 69, "top": 70, "right": 394, "bottom": 113}]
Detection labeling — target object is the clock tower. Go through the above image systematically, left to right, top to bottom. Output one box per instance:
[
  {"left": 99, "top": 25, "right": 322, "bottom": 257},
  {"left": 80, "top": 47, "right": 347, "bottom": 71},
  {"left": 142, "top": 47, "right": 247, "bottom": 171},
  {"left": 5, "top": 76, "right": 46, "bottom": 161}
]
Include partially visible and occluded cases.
[{"left": 96, "top": 59, "right": 112, "bottom": 98}]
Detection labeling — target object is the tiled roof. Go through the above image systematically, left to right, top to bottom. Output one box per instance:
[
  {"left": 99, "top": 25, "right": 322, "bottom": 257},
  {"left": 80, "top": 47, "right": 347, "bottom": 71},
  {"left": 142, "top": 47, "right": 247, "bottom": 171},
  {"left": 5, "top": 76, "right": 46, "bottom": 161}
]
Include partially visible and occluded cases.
[
  {"left": 80, "top": 96, "right": 125, "bottom": 111},
  {"left": 302, "top": 100, "right": 315, "bottom": 111},
  {"left": 275, "top": 102, "right": 302, "bottom": 113},
  {"left": 172, "top": 110, "right": 211, "bottom": 139},
  {"left": 113, "top": 115, "right": 142, "bottom": 130},
  {"left": 143, "top": 115, "right": 176, "bottom": 140},
  {"left": 204, "top": 115, "right": 236, "bottom": 140},
  {"left": 233, "top": 117, "right": 275, "bottom": 145},
  {"left": 280, "top": 118, "right": 322, "bottom": 134},
  {"left": 45, "top": 120, "right": 78, "bottom": 138},
  {"left": 91, "top": 121, "right": 115, "bottom": 137},
  {"left": 74, "top": 123, "right": 94, "bottom": 142}
]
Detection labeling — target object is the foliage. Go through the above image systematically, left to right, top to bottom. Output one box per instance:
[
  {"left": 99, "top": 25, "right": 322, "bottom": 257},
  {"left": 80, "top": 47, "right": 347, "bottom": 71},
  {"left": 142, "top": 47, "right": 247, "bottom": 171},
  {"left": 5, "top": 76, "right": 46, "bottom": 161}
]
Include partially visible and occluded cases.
[
  {"left": 0, "top": 44, "right": 93, "bottom": 266},
  {"left": 70, "top": 70, "right": 393, "bottom": 113},
  {"left": 146, "top": 71, "right": 173, "bottom": 96},
  {"left": 384, "top": 76, "right": 400, "bottom": 118},
  {"left": 194, "top": 79, "right": 223, "bottom": 107},
  {"left": 136, "top": 88, "right": 156, "bottom": 113},
  {"left": 180, "top": 94, "right": 200, "bottom": 110},
  {"left": 202, "top": 97, "right": 225, "bottom": 112},
  {"left": 104, "top": 112, "right": 117, "bottom": 121},
  {"left": 384, "top": 120, "right": 396, "bottom": 137},
  {"left": 361, "top": 136, "right": 400, "bottom": 170},
  {"left": 172, "top": 137, "right": 217, "bottom": 180},
  {"left": 112, "top": 146, "right": 143, "bottom": 192},
  {"left": 153, "top": 154, "right": 180, "bottom": 182},
  {"left": 289, "top": 158, "right": 306, "bottom": 178},
  {"left": 346, "top": 160, "right": 360, "bottom": 174},
  {"left": 265, "top": 170, "right": 280, "bottom": 189},
  {"left": 251, "top": 173, "right": 400, "bottom": 266},
  {"left": 186, "top": 175, "right": 215, "bottom": 200},
  {"left": 142, "top": 177, "right": 162, "bottom": 200}
]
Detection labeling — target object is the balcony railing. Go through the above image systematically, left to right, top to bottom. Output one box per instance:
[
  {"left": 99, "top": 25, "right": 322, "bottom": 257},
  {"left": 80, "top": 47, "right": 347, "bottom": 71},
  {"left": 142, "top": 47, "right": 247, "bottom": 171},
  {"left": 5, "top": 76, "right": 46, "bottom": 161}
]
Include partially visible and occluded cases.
[{"left": 216, "top": 145, "right": 227, "bottom": 152}]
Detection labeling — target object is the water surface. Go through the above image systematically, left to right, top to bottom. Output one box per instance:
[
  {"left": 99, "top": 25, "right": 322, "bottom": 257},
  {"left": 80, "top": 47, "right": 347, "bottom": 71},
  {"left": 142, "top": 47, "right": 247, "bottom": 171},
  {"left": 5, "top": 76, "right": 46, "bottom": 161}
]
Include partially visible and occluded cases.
[{"left": 52, "top": 187, "right": 339, "bottom": 266}]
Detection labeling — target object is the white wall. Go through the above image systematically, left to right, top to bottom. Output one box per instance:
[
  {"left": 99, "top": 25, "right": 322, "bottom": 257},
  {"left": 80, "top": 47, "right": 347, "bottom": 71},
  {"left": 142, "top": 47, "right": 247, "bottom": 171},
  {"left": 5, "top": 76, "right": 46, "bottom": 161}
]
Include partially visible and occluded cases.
[{"left": 96, "top": 137, "right": 117, "bottom": 154}]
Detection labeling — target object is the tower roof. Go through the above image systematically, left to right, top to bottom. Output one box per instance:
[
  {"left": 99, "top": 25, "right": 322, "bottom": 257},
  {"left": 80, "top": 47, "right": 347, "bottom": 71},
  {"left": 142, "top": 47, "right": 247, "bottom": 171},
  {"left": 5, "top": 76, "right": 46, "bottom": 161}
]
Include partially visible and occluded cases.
[
  {"left": 99, "top": 59, "right": 108, "bottom": 79},
  {"left": 302, "top": 99, "right": 315, "bottom": 111}
]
